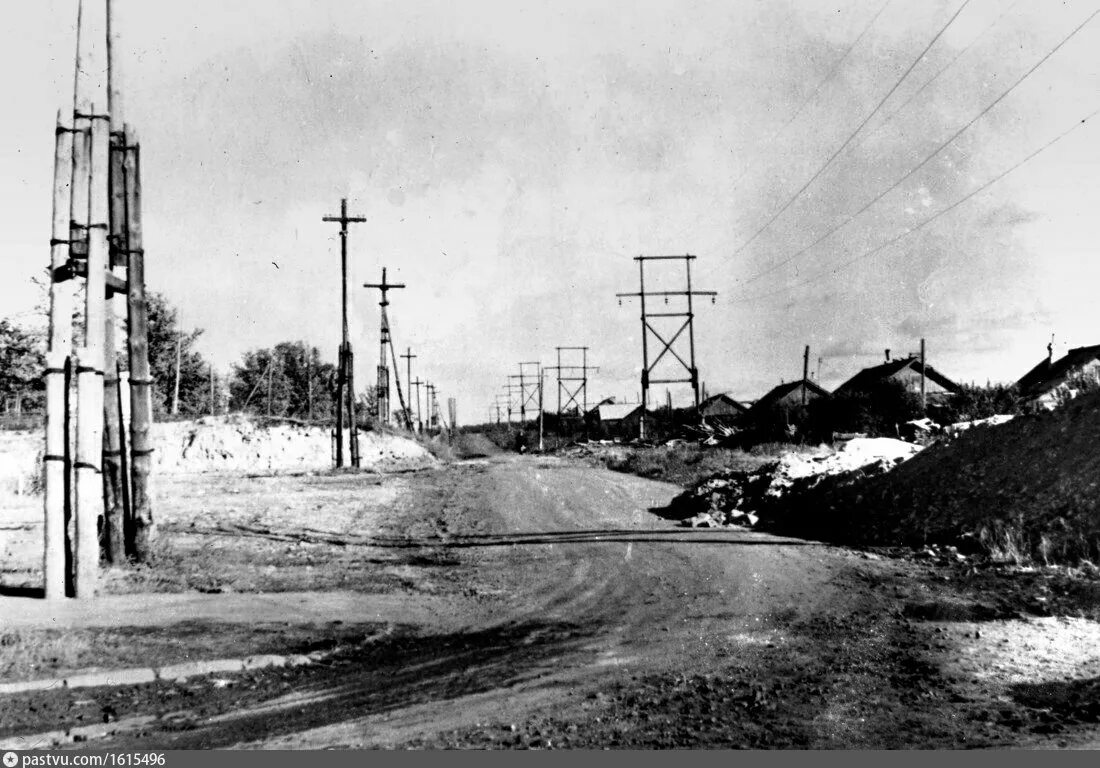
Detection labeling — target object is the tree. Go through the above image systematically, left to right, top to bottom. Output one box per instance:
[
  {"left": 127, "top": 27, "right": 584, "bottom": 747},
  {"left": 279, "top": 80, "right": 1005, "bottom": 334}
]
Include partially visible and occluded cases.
[
  {"left": 145, "top": 292, "right": 212, "bottom": 418},
  {"left": 0, "top": 318, "right": 46, "bottom": 413},
  {"left": 229, "top": 341, "right": 337, "bottom": 420},
  {"left": 808, "top": 380, "right": 923, "bottom": 440}
]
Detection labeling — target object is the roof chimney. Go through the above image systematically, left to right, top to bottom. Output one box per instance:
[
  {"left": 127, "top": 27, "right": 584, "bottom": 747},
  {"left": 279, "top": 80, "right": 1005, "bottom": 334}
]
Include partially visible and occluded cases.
[{"left": 884, "top": 348, "right": 891, "bottom": 362}]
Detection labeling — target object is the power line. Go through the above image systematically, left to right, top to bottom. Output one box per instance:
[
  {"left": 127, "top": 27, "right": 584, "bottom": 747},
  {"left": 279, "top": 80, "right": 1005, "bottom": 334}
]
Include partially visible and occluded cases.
[
  {"left": 728, "top": 0, "right": 893, "bottom": 191},
  {"left": 729, "top": 0, "right": 974, "bottom": 259},
  {"left": 868, "top": 0, "right": 1022, "bottom": 139},
  {"left": 730, "top": 4, "right": 1100, "bottom": 291},
  {"left": 733, "top": 105, "right": 1100, "bottom": 305}
]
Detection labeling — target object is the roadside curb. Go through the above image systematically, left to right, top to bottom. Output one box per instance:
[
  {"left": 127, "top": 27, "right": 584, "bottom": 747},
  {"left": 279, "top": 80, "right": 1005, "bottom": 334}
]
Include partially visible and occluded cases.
[{"left": 0, "top": 651, "right": 322, "bottom": 696}]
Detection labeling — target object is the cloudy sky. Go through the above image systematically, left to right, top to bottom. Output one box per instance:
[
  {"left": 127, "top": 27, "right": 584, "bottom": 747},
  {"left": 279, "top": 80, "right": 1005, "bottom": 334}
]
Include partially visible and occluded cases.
[{"left": 3, "top": 0, "right": 1099, "bottom": 421}]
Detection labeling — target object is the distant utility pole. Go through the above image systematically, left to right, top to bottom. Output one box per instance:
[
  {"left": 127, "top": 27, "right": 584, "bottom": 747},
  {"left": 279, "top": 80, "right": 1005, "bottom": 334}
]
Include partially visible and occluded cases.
[
  {"left": 322, "top": 198, "right": 366, "bottom": 468},
  {"left": 616, "top": 254, "right": 716, "bottom": 440},
  {"left": 363, "top": 267, "right": 406, "bottom": 427},
  {"left": 171, "top": 327, "right": 181, "bottom": 416},
  {"left": 920, "top": 337, "right": 927, "bottom": 412},
  {"left": 802, "top": 345, "right": 810, "bottom": 407},
  {"left": 549, "top": 346, "right": 598, "bottom": 419},
  {"left": 400, "top": 347, "right": 417, "bottom": 430},
  {"left": 517, "top": 362, "right": 540, "bottom": 425},
  {"left": 538, "top": 367, "right": 545, "bottom": 452},
  {"left": 507, "top": 375, "right": 526, "bottom": 424},
  {"left": 412, "top": 377, "right": 424, "bottom": 432},
  {"left": 425, "top": 382, "right": 437, "bottom": 431}
]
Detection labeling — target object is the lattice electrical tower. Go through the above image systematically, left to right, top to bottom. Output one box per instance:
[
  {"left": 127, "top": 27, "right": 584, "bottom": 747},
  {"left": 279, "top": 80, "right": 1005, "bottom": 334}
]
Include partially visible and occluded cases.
[{"left": 616, "top": 255, "right": 716, "bottom": 439}]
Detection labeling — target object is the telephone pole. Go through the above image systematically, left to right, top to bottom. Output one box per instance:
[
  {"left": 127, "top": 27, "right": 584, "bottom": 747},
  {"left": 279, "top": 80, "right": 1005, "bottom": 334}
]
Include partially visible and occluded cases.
[
  {"left": 322, "top": 198, "right": 366, "bottom": 468},
  {"left": 616, "top": 255, "right": 716, "bottom": 440},
  {"left": 363, "top": 267, "right": 406, "bottom": 426},
  {"left": 400, "top": 347, "right": 417, "bottom": 430},
  {"left": 412, "top": 377, "right": 424, "bottom": 432}
]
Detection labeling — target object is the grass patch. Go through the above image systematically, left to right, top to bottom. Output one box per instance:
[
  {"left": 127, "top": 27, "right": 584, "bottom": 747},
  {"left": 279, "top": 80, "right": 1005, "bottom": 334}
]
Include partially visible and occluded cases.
[
  {"left": 599, "top": 444, "right": 783, "bottom": 488},
  {"left": 0, "top": 621, "right": 384, "bottom": 683}
]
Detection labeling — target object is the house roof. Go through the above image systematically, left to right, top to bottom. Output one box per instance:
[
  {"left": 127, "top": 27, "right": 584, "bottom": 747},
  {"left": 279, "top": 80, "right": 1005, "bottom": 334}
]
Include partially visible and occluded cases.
[
  {"left": 1016, "top": 344, "right": 1100, "bottom": 397},
  {"left": 834, "top": 356, "right": 960, "bottom": 396},
  {"left": 749, "top": 379, "right": 829, "bottom": 412},
  {"left": 700, "top": 393, "right": 748, "bottom": 412},
  {"left": 588, "top": 402, "right": 644, "bottom": 421}
]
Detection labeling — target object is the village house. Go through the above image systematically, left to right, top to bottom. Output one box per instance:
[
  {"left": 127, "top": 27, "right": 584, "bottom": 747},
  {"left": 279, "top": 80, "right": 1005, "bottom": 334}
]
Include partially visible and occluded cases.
[
  {"left": 1016, "top": 343, "right": 1100, "bottom": 409},
  {"left": 833, "top": 350, "right": 960, "bottom": 402},
  {"left": 747, "top": 379, "right": 829, "bottom": 417},
  {"left": 698, "top": 392, "right": 748, "bottom": 426},
  {"left": 584, "top": 401, "right": 647, "bottom": 440}
]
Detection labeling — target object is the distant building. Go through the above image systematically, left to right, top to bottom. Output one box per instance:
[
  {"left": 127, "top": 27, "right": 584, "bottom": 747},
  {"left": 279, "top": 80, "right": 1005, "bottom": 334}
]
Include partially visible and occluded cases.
[
  {"left": 1016, "top": 343, "right": 1100, "bottom": 409},
  {"left": 833, "top": 353, "right": 960, "bottom": 402},
  {"left": 748, "top": 379, "right": 829, "bottom": 416},
  {"left": 699, "top": 393, "right": 748, "bottom": 418},
  {"left": 699, "top": 393, "right": 748, "bottom": 428},
  {"left": 584, "top": 401, "right": 647, "bottom": 439}
]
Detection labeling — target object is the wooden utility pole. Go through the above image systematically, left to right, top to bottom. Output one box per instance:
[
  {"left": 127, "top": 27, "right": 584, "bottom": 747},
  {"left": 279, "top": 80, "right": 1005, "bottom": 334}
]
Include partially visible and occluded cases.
[
  {"left": 101, "top": 0, "right": 127, "bottom": 564},
  {"left": 74, "top": 97, "right": 110, "bottom": 598},
  {"left": 44, "top": 111, "right": 74, "bottom": 600},
  {"left": 124, "top": 127, "right": 155, "bottom": 563},
  {"left": 322, "top": 198, "right": 366, "bottom": 467},
  {"left": 617, "top": 255, "right": 716, "bottom": 440},
  {"left": 363, "top": 267, "right": 406, "bottom": 427},
  {"left": 171, "top": 328, "right": 181, "bottom": 415},
  {"left": 920, "top": 338, "right": 927, "bottom": 412},
  {"left": 802, "top": 345, "right": 810, "bottom": 406},
  {"left": 549, "top": 346, "right": 598, "bottom": 420},
  {"left": 401, "top": 347, "right": 416, "bottom": 430},
  {"left": 306, "top": 352, "right": 313, "bottom": 422},
  {"left": 266, "top": 354, "right": 275, "bottom": 417},
  {"left": 209, "top": 365, "right": 215, "bottom": 416},
  {"left": 538, "top": 369, "right": 545, "bottom": 452},
  {"left": 412, "top": 377, "right": 423, "bottom": 432}
]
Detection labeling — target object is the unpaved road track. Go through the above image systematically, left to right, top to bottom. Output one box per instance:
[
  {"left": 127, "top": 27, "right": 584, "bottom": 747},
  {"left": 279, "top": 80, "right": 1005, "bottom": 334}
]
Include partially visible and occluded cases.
[{"left": 5, "top": 455, "right": 1100, "bottom": 748}]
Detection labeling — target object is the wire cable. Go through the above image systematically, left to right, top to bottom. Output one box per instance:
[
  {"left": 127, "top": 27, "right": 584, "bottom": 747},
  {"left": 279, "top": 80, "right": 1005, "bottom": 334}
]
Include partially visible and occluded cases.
[
  {"left": 728, "top": 0, "right": 894, "bottom": 191},
  {"left": 729, "top": 0, "right": 975, "bottom": 259},
  {"left": 730, "top": 4, "right": 1099, "bottom": 291},
  {"left": 732, "top": 105, "right": 1100, "bottom": 304}
]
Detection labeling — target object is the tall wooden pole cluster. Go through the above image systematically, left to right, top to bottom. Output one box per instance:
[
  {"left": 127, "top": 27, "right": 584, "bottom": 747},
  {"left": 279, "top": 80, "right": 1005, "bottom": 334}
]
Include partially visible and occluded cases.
[
  {"left": 45, "top": 0, "right": 154, "bottom": 599},
  {"left": 322, "top": 199, "right": 366, "bottom": 468}
]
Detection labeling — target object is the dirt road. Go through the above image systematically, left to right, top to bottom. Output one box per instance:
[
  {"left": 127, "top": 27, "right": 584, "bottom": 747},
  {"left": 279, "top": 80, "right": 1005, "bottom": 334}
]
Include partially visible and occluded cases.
[{"left": 4, "top": 454, "right": 1100, "bottom": 748}]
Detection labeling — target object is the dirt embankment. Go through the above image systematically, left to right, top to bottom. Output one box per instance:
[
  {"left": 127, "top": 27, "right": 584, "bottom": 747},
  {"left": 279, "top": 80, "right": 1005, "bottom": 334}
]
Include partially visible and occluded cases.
[
  {"left": 762, "top": 393, "right": 1100, "bottom": 564},
  {"left": 154, "top": 418, "right": 437, "bottom": 474}
]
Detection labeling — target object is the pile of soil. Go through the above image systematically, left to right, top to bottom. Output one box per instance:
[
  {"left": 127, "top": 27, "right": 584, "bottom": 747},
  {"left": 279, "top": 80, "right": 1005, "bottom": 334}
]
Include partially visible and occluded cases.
[
  {"left": 768, "top": 391, "right": 1100, "bottom": 564},
  {"left": 153, "top": 417, "right": 437, "bottom": 474},
  {"left": 666, "top": 438, "right": 922, "bottom": 528}
]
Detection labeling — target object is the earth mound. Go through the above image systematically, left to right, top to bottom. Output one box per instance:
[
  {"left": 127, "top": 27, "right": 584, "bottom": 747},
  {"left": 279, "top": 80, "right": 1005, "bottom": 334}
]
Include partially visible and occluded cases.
[{"left": 153, "top": 417, "right": 437, "bottom": 474}]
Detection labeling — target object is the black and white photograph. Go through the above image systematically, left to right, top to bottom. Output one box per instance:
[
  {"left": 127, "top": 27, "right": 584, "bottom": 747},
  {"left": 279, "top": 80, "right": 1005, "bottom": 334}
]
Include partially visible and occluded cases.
[{"left": 2, "top": 0, "right": 1100, "bottom": 751}]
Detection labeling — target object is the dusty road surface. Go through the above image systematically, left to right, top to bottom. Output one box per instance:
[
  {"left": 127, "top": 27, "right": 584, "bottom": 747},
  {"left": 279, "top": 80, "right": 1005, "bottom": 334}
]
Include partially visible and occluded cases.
[{"left": 4, "top": 454, "right": 1100, "bottom": 749}]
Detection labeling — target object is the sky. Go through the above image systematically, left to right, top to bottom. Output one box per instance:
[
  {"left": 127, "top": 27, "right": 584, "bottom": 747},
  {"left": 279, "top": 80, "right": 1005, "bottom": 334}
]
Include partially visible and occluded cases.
[{"left": 2, "top": 0, "right": 1099, "bottom": 423}]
